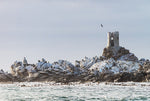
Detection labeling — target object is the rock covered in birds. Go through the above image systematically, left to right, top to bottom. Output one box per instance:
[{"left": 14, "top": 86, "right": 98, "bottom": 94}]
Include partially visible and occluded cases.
[
  {"left": 7, "top": 48, "right": 150, "bottom": 82},
  {"left": 75, "top": 56, "right": 100, "bottom": 69},
  {"left": 10, "top": 58, "right": 81, "bottom": 79},
  {"left": 89, "top": 58, "right": 140, "bottom": 74},
  {"left": 36, "top": 59, "right": 51, "bottom": 71},
  {"left": 138, "top": 59, "right": 150, "bottom": 73},
  {"left": 50, "top": 60, "right": 80, "bottom": 75}
]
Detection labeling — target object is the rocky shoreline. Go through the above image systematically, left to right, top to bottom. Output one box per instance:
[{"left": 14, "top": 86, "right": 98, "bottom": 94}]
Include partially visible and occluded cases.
[
  {"left": 0, "top": 46, "right": 150, "bottom": 84},
  {"left": 0, "top": 71, "right": 150, "bottom": 84}
]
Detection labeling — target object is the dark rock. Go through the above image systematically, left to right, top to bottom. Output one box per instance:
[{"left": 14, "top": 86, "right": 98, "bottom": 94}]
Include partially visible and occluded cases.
[
  {"left": 102, "top": 46, "right": 138, "bottom": 61},
  {"left": 0, "top": 73, "right": 14, "bottom": 82}
]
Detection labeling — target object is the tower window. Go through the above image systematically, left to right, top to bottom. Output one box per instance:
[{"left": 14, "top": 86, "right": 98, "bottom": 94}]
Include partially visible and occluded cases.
[
  {"left": 110, "top": 37, "right": 114, "bottom": 46},
  {"left": 111, "top": 37, "right": 114, "bottom": 40}
]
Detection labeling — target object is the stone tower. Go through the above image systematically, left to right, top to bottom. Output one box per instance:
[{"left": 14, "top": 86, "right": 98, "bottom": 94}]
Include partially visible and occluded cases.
[
  {"left": 107, "top": 31, "right": 120, "bottom": 54},
  {"left": 107, "top": 31, "right": 119, "bottom": 47}
]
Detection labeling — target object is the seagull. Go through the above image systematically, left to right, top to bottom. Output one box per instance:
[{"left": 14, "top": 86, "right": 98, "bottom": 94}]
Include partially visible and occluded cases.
[{"left": 101, "top": 24, "right": 103, "bottom": 28}]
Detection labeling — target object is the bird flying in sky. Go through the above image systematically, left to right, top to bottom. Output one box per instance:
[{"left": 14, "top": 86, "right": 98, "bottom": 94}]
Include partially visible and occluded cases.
[{"left": 101, "top": 24, "right": 103, "bottom": 28}]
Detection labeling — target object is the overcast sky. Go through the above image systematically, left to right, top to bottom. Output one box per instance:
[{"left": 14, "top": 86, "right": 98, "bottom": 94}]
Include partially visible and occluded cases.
[{"left": 0, "top": 0, "right": 150, "bottom": 71}]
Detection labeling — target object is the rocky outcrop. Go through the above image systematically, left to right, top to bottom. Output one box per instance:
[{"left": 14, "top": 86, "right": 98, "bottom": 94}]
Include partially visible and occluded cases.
[
  {"left": 0, "top": 45, "right": 149, "bottom": 83},
  {"left": 102, "top": 47, "right": 138, "bottom": 61},
  {"left": 6, "top": 56, "right": 150, "bottom": 83},
  {"left": 10, "top": 58, "right": 83, "bottom": 81}
]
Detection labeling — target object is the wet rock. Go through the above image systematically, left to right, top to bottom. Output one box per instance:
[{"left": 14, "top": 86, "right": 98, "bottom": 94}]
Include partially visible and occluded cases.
[
  {"left": 113, "top": 72, "right": 146, "bottom": 82},
  {"left": 0, "top": 73, "right": 14, "bottom": 82},
  {"left": 146, "top": 74, "right": 150, "bottom": 81}
]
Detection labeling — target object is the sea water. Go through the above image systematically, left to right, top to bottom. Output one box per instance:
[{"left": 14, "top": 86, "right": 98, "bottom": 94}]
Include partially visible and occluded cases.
[{"left": 0, "top": 82, "right": 149, "bottom": 101}]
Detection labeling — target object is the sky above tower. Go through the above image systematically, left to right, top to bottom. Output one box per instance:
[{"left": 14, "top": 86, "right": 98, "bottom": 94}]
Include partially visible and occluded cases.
[{"left": 0, "top": 0, "right": 150, "bottom": 71}]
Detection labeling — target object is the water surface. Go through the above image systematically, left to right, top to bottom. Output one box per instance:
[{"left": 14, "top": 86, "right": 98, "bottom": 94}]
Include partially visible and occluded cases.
[{"left": 0, "top": 82, "right": 149, "bottom": 101}]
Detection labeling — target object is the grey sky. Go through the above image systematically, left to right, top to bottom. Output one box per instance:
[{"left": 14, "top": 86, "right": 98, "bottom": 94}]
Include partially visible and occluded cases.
[{"left": 0, "top": 0, "right": 150, "bottom": 71}]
